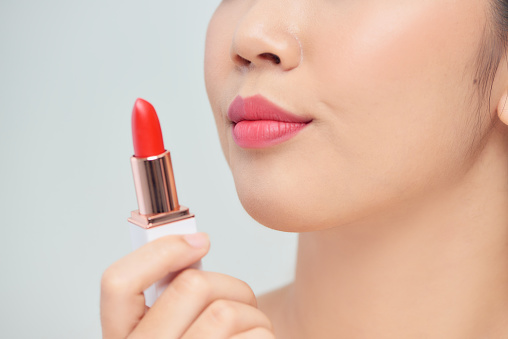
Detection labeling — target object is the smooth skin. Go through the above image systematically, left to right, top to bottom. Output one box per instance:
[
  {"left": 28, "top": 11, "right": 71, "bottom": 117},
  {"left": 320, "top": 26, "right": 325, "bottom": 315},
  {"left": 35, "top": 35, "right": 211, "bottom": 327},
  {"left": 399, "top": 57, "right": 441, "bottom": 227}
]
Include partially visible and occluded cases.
[{"left": 102, "top": 0, "right": 508, "bottom": 337}]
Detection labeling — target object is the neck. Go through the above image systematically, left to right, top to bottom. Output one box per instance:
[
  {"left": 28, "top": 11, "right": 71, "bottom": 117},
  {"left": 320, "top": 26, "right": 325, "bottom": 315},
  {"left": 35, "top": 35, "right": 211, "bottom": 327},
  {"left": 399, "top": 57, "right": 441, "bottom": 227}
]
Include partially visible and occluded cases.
[{"left": 286, "top": 127, "right": 508, "bottom": 338}]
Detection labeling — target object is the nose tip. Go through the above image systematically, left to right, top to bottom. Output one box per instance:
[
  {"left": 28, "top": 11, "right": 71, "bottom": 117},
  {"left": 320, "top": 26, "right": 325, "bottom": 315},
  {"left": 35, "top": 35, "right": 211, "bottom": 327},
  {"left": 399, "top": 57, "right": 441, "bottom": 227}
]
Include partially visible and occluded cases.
[{"left": 230, "top": 19, "right": 302, "bottom": 71}]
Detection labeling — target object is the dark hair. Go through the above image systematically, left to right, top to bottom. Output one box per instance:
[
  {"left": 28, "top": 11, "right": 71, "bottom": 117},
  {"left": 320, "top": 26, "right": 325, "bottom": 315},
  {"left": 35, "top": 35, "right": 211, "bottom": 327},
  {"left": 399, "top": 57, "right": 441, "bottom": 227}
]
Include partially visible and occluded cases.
[
  {"left": 473, "top": 0, "right": 508, "bottom": 119},
  {"left": 491, "top": 0, "right": 508, "bottom": 43}
]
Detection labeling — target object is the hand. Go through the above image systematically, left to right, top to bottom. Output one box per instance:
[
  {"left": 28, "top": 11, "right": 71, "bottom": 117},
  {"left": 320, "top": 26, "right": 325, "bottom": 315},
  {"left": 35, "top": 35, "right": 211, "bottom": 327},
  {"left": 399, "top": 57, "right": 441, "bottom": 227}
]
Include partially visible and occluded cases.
[{"left": 100, "top": 233, "right": 275, "bottom": 339}]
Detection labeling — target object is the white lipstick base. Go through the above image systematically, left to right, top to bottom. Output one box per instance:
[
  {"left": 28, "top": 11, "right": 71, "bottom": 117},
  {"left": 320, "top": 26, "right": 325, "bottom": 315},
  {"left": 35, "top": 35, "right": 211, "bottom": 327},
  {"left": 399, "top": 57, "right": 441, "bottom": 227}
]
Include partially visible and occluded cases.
[{"left": 129, "top": 217, "right": 199, "bottom": 307}]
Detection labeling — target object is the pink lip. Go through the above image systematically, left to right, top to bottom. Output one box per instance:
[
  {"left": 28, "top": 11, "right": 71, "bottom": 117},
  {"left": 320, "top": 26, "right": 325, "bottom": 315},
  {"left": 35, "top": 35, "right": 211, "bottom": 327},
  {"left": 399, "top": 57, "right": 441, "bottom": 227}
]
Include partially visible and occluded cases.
[{"left": 227, "top": 95, "right": 312, "bottom": 148}]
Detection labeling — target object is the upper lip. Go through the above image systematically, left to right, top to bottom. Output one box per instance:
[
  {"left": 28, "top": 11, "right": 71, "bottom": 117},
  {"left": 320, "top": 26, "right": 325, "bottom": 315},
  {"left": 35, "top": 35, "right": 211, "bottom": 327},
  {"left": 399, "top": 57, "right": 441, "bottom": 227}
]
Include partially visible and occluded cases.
[{"left": 227, "top": 95, "right": 312, "bottom": 124}]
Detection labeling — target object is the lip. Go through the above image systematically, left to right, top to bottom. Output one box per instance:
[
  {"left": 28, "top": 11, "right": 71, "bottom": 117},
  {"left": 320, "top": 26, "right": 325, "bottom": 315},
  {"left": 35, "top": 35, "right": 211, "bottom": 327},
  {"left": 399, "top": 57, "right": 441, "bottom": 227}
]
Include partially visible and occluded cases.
[{"left": 227, "top": 95, "right": 312, "bottom": 148}]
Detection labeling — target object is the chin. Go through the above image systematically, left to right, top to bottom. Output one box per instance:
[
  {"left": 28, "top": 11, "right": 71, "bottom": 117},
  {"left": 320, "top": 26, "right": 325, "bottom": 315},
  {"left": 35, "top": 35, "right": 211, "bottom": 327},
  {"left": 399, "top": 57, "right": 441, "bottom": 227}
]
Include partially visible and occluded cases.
[
  {"left": 227, "top": 146, "right": 359, "bottom": 233},
  {"left": 233, "top": 176, "right": 356, "bottom": 233},
  {"left": 237, "top": 191, "right": 307, "bottom": 232}
]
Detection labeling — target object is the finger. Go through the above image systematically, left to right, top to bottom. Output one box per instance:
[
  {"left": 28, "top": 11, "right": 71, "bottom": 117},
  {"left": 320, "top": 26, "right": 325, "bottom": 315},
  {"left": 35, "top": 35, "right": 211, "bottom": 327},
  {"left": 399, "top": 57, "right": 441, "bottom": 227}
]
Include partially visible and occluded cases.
[
  {"left": 101, "top": 233, "right": 210, "bottom": 339},
  {"left": 129, "top": 270, "right": 257, "bottom": 339},
  {"left": 181, "top": 300, "right": 273, "bottom": 339},
  {"left": 230, "top": 327, "right": 277, "bottom": 339}
]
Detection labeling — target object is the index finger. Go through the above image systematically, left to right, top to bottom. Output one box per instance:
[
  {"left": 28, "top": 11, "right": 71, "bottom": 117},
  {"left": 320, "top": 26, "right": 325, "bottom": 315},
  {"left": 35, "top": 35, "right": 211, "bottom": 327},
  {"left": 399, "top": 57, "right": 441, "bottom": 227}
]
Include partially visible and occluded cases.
[{"left": 100, "top": 232, "right": 209, "bottom": 339}]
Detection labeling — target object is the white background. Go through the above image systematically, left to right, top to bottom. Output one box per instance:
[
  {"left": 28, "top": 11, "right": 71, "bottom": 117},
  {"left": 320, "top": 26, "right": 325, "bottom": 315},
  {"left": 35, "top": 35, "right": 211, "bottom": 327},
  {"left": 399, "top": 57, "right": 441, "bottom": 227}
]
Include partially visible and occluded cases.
[{"left": 0, "top": 1, "right": 297, "bottom": 337}]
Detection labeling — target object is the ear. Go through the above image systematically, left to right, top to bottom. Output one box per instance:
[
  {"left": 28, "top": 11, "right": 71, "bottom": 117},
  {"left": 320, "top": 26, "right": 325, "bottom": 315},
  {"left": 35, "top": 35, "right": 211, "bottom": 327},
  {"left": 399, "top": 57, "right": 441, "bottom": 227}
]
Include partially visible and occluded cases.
[{"left": 496, "top": 91, "right": 508, "bottom": 126}]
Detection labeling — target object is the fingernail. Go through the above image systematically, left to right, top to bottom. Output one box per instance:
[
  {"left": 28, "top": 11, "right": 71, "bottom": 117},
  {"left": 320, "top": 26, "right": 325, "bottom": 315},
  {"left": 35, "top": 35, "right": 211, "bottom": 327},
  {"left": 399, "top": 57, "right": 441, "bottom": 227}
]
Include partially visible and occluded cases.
[{"left": 183, "top": 232, "right": 209, "bottom": 248}]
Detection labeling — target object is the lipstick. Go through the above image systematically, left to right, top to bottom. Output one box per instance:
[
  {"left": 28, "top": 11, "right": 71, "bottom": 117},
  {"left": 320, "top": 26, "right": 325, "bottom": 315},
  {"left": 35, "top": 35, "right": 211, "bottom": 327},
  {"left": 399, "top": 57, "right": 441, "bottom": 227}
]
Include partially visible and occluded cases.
[
  {"left": 228, "top": 95, "right": 311, "bottom": 148},
  {"left": 128, "top": 98, "right": 198, "bottom": 307}
]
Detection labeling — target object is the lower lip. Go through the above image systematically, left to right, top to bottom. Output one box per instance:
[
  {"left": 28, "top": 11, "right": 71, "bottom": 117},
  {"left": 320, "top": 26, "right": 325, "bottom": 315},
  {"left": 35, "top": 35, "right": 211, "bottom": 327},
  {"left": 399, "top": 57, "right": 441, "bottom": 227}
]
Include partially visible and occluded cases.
[{"left": 231, "top": 120, "right": 309, "bottom": 148}]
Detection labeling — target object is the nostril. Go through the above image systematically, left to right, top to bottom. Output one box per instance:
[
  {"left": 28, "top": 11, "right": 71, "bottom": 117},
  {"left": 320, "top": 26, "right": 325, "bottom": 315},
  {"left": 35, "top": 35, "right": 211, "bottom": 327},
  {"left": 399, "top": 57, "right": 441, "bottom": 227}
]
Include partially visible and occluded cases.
[
  {"left": 259, "top": 53, "right": 281, "bottom": 65},
  {"left": 234, "top": 54, "right": 251, "bottom": 67}
]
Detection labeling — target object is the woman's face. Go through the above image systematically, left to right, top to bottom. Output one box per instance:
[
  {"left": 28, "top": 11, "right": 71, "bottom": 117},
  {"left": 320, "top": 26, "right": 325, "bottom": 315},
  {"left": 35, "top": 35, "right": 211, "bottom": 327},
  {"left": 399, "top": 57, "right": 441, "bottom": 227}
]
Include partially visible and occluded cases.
[{"left": 204, "top": 0, "right": 501, "bottom": 231}]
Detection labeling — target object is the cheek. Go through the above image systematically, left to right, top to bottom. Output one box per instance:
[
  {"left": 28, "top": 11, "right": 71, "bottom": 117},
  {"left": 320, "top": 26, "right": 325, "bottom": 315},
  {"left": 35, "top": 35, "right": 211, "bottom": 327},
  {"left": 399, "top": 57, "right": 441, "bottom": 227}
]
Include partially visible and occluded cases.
[
  {"left": 312, "top": 0, "right": 484, "bottom": 115},
  {"left": 309, "top": 1, "right": 486, "bottom": 186},
  {"left": 204, "top": 4, "right": 240, "bottom": 163}
]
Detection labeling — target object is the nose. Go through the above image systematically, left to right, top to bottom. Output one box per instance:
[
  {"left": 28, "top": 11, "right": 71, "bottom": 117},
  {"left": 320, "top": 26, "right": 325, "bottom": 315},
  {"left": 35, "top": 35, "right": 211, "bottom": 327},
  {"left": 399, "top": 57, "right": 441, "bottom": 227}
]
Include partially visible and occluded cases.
[{"left": 230, "top": 5, "right": 302, "bottom": 71}]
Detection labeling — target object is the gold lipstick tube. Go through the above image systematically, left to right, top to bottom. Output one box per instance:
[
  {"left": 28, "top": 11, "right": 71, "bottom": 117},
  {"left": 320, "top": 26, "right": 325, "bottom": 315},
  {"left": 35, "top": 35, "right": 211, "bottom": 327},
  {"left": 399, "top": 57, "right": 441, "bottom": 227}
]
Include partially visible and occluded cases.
[{"left": 128, "top": 150, "right": 193, "bottom": 229}]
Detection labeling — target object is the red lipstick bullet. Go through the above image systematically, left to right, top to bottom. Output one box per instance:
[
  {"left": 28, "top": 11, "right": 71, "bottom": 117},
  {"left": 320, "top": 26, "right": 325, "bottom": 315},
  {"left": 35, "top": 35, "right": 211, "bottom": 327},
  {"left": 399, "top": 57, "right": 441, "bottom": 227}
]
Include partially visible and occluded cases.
[{"left": 132, "top": 98, "right": 165, "bottom": 158}]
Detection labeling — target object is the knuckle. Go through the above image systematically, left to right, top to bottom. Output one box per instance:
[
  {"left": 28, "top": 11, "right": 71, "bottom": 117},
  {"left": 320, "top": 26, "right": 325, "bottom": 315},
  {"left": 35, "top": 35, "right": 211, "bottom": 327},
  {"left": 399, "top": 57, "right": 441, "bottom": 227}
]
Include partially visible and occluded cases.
[
  {"left": 100, "top": 265, "right": 127, "bottom": 295},
  {"left": 172, "top": 269, "right": 209, "bottom": 296},
  {"left": 208, "top": 299, "right": 237, "bottom": 325}
]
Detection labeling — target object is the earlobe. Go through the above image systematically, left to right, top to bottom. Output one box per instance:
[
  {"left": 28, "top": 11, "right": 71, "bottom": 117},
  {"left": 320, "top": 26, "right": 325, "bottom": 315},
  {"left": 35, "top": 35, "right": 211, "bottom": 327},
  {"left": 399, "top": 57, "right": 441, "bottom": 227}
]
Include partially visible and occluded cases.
[{"left": 497, "top": 91, "right": 508, "bottom": 125}]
